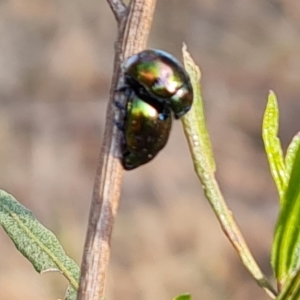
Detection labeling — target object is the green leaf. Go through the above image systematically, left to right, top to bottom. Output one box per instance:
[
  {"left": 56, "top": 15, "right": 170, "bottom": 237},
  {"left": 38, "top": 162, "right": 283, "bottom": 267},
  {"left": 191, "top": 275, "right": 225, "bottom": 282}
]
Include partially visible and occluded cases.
[
  {"left": 182, "top": 43, "right": 215, "bottom": 173},
  {"left": 181, "top": 46, "right": 276, "bottom": 298},
  {"left": 262, "top": 91, "right": 288, "bottom": 202},
  {"left": 265, "top": 94, "right": 300, "bottom": 292},
  {"left": 285, "top": 133, "right": 300, "bottom": 180},
  {"left": 272, "top": 140, "right": 300, "bottom": 287},
  {"left": 0, "top": 189, "right": 80, "bottom": 296},
  {"left": 276, "top": 268, "right": 300, "bottom": 300},
  {"left": 65, "top": 285, "right": 78, "bottom": 300},
  {"left": 172, "top": 293, "right": 191, "bottom": 300}
]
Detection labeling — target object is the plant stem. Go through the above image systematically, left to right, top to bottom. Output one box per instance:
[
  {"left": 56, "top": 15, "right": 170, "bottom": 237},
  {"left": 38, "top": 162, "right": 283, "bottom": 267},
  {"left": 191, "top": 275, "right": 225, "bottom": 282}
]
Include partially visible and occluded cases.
[{"left": 77, "top": 1, "right": 157, "bottom": 299}]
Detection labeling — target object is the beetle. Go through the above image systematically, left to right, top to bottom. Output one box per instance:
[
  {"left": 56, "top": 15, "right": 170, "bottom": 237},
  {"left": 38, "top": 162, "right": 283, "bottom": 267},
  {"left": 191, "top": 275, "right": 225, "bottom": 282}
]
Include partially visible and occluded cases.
[
  {"left": 123, "top": 49, "right": 193, "bottom": 119},
  {"left": 121, "top": 90, "right": 172, "bottom": 170}
]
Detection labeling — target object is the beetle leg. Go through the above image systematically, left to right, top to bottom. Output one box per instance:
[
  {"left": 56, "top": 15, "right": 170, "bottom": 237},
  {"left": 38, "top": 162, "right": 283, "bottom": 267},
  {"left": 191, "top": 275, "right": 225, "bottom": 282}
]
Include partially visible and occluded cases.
[
  {"left": 115, "top": 83, "right": 130, "bottom": 93},
  {"left": 114, "top": 99, "right": 126, "bottom": 110},
  {"left": 114, "top": 118, "right": 125, "bottom": 131}
]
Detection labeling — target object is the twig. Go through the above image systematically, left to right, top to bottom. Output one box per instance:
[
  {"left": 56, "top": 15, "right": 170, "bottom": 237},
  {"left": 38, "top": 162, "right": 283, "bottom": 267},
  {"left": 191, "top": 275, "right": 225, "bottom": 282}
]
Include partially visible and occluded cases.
[
  {"left": 106, "top": 0, "right": 127, "bottom": 22},
  {"left": 77, "top": 1, "right": 157, "bottom": 300}
]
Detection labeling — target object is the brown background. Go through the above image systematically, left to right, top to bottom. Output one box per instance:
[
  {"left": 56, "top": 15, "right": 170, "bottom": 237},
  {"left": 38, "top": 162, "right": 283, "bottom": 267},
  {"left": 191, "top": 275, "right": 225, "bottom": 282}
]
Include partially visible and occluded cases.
[{"left": 1, "top": 0, "right": 300, "bottom": 299}]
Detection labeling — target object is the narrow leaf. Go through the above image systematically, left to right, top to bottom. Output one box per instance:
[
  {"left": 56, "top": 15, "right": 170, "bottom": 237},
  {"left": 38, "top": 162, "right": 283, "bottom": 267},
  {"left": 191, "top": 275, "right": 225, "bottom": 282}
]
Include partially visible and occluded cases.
[
  {"left": 182, "top": 43, "right": 215, "bottom": 173},
  {"left": 181, "top": 46, "right": 276, "bottom": 298},
  {"left": 262, "top": 91, "right": 287, "bottom": 202},
  {"left": 285, "top": 133, "right": 300, "bottom": 179},
  {"left": 272, "top": 141, "right": 300, "bottom": 287},
  {"left": 0, "top": 189, "right": 80, "bottom": 293},
  {"left": 276, "top": 268, "right": 300, "bottom": 300},
  {"left": 65, "top": 285, "right": 78, "bottom": 300},
  {"left": 173, "top": 293, "right": 191, "bottom": 300}
]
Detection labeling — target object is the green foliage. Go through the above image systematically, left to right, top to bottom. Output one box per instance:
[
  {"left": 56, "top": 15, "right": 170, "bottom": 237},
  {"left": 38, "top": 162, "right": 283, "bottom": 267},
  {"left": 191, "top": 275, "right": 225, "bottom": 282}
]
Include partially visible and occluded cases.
[
  {"left": 181, "top": 44, "right": 215, "bottom": 173},
  {"left": 182, "top": 46, "right": 276, "bottom": 298},
  {"left": 181, "top": 49, "right": 300, "bottom": 299},
  {"left": 262, "top": 91, "right": 288, "bottom": 201},
  {"left": 262, "top": 92, "right": 300, "bottom": 299},
  {"left": 272, "top": 138, "right": 300, "bottom": 285},
  {"left": 0, "top": 189, "right": 80, "bottom": 300},
  {"left": 173, "top": 293, "right": 191, "bottom": 300}
]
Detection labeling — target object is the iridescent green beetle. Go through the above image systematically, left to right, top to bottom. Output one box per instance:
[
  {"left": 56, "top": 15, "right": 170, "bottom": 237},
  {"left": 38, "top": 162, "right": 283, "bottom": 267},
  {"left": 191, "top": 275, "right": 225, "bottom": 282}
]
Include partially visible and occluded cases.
[
  {"left": 123, "top": 49, "right": 193, "bottom": 119},
  {"left": 122, "top": 91, "right": 172, "bottom": 170}
]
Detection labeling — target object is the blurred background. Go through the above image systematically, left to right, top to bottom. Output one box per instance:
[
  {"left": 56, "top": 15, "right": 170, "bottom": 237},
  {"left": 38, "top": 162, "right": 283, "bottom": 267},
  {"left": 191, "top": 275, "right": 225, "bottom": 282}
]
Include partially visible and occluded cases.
[{"left": 1, "top": 0, "right": 300, "bottom": 299}]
